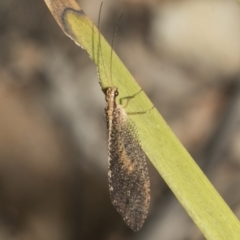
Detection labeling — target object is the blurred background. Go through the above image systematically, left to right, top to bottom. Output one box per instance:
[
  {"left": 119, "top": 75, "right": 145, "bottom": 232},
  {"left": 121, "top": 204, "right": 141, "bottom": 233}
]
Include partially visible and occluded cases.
[{"left": 0, "top": 0, "right": 240, "bottom": 239}]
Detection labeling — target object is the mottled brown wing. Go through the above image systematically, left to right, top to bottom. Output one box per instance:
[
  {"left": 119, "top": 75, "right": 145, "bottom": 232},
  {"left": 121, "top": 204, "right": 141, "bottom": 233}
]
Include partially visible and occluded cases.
[{"left": 108, "top": 111, "right": 150, "bottom": 231}]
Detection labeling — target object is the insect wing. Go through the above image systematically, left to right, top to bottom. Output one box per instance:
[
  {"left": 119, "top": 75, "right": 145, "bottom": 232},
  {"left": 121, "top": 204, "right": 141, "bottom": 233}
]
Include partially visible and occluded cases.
[{"left": 108, "top": 109, "right": 150, "bottom": 231}]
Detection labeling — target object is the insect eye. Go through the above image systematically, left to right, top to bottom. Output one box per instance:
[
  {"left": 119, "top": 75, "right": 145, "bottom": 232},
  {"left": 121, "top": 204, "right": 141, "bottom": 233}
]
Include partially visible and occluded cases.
[
  {"left": 103, "top": 88, "right": 109, "bottom": 95},
  {"left": 115, "top": 91, "right": 119, "bottom": 96}
]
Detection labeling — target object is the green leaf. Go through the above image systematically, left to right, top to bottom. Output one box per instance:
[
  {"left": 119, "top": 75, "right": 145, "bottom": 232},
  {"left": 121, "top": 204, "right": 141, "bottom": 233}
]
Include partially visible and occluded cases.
[{"left": 44, "top": 0, "right": 240, "bottom": 238}]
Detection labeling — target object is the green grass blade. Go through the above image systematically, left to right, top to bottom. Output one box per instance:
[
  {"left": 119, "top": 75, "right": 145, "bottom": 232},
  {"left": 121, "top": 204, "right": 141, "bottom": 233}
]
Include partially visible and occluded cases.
[{"left": 44, "top": 0, "right": 240, "bottom": 239}]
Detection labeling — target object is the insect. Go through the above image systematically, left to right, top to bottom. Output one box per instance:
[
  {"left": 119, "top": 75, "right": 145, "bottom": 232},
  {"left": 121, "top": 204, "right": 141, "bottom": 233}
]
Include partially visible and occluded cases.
[{"left": 97, "top": 4, "right": 150, "bottom": 231}]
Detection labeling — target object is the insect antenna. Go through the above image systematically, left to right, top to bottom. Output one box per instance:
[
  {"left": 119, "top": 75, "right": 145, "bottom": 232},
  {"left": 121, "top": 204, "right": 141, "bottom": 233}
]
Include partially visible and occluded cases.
[
  {"left": 97, "top": 2, "right": 111, "bottom": 88},
  {"left": 97, "top": 2, "right": 107, "bottom": 86},
  {"left": 98, "top": 2, "right": 124, "bottom": 88},
  {"left": 109, "top": 13, "right": 124, "bottom": 87}
]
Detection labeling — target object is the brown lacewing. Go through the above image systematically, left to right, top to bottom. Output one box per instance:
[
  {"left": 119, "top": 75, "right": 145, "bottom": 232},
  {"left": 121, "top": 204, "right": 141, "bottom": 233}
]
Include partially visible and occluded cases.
[{"left": 97, "top": 4, "right": 150, "bottom": 231}]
